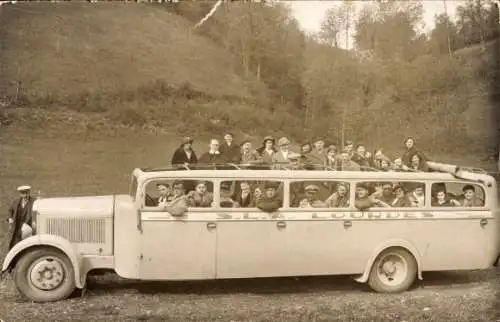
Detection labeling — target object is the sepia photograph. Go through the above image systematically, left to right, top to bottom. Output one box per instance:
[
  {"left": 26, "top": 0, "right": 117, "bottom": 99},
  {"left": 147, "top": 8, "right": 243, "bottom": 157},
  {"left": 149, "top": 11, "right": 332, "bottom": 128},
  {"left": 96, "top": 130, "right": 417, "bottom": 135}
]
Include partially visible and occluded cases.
[{"left": 0, "top": 0, "right": 500, "bottom": 321}]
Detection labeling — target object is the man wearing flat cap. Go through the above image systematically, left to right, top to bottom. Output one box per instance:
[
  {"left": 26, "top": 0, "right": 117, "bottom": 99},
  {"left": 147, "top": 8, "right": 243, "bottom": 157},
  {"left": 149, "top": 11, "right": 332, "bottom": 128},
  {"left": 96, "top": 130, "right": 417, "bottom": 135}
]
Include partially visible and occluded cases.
[
  {"left": 171, "top": 136, "right": 198, "bottom": 167},
  {"left": 5, "top": 185, "right": 35, "bottom": 250},
  {"left": 299, "top": 185, "right": 327, "bottom": 208}
]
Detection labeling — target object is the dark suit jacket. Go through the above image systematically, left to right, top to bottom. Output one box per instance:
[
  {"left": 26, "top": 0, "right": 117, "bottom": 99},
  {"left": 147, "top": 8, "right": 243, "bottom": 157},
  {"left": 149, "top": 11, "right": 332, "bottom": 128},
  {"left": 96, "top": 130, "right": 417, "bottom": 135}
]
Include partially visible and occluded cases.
[
  {"left": 220, "top": 143, "right": 241, "bottom": 163},
  {"left": 171, "top": 147, "right": 198, "bottom": 166},
  {"left": 6, "top": 196, "right": 35, "bottom": 250}
]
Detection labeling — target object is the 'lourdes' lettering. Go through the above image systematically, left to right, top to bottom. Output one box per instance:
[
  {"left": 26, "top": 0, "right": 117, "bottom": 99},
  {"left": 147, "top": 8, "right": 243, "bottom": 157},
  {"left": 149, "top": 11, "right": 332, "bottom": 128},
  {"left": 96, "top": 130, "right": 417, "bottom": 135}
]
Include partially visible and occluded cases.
[
  {"left": 331, "top": 212, "right": 345, "bottom": 219},
  {"left": 350, "top": 212, "right": 364, "bottom": 219},
  {"left": 367, "top": 212, "right": 382, "bottom": 219},
  {"left": 386, "top": 212, "right": 401, "bottom": 219},
  {"left": 403, "top": 212, "right": 417, "bottom": 219},
  {"left": 217, "top": 213, "right": 233, "bottom": 219}
]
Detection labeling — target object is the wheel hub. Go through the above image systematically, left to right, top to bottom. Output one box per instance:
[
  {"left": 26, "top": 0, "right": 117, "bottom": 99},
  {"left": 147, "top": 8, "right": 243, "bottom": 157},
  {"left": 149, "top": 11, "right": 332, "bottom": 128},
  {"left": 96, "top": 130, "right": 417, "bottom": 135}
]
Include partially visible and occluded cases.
[{"left": 29, "top": 258, "right": 65, "bottom": 291}]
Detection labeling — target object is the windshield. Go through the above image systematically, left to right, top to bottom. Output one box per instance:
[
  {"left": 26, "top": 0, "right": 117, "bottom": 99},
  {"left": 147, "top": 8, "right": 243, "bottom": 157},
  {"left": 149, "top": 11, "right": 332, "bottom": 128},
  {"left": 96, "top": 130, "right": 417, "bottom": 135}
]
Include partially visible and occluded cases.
[{"left": 129, "top": 174, "right": 138, "bottom": 201}]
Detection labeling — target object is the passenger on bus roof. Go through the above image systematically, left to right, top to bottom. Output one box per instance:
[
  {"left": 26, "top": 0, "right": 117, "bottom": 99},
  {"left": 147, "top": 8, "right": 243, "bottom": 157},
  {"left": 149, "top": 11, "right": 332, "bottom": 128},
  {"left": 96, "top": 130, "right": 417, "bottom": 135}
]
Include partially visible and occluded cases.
[
  {"left": 220, "top": 132, "right": 241, "bottom": 163},
  {"left": 171, "top": 136, "right": 198, "bottom": 167},
  {"left": 256, "top": 136, "right": 276, "bottom": 165},
  {"left": 402, "top": 137, "right": 427, "bottom": 167},
  {"left": 307, "top": 138, "right": 327, "bottom": 166},
  {"left": 199, "top": 139, "right": 227, "bottom": 165},
  {"left": 239, "top": 141, "right": 262, "bottom": 165},
  {"left": 351, "top": 144, "right": 371, "bottom": 169},
  {"left": 337, "top": 149, "right": 361, "bottom": 171},
  {"left": 409, "top": 153, "right": 429, "bottom": 172},
  {"left": 299, "top": 185, "right": 327, "bottom": 208}
]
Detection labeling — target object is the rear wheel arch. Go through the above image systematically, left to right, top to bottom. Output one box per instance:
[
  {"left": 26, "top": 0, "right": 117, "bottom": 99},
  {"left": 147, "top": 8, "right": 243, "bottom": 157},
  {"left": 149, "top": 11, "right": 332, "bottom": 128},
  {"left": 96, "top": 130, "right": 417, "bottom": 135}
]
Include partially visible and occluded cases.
[{"left": 354, "top": 240, "right": 423, "bottom": 284}]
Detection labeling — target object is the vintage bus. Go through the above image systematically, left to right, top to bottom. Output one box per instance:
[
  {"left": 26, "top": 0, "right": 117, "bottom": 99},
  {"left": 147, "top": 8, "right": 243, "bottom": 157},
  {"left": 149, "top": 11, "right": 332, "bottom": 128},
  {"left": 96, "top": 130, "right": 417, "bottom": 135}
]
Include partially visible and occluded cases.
[{"left": 1, "top": 162, "right": 499, "bottom": 302}]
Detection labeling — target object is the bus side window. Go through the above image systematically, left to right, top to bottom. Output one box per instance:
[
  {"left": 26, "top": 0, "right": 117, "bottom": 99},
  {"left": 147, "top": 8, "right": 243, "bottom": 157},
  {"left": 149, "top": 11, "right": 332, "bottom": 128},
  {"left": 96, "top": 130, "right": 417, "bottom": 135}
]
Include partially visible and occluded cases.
[
  {"left": 221, "top": 180, "right": 283, "bottom": 209},
  {"left": 289, "top": 181, "right": 350, "bottom": 208},
  {"left": 431, "top": 182, "right": 485, "bottom": 207}
]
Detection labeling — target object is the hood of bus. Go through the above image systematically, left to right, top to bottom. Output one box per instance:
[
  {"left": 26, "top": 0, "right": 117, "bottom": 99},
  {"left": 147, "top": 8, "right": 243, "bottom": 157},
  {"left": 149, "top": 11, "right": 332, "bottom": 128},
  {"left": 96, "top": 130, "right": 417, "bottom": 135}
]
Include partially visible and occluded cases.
[{"left": 33, "top": 195, "right": 116, "bottom": 217}]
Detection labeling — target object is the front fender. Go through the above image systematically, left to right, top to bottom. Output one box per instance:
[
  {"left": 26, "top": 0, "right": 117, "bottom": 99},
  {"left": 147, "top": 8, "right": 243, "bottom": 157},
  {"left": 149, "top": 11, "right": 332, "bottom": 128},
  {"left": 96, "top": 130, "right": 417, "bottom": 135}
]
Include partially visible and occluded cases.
[
  {"left": 1, "top": 234, "right": 84, "bottom": 288},
  {"left": 353, "top": 238, "right": 423, "bottom": 283}
]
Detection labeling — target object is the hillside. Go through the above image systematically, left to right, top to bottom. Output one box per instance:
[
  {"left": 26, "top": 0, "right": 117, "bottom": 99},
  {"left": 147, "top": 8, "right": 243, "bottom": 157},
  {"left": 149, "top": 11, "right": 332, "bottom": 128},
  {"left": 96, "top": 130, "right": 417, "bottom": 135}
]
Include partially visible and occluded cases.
[{"left": 0, "top": 2, "right": 254, "bottom": 101}]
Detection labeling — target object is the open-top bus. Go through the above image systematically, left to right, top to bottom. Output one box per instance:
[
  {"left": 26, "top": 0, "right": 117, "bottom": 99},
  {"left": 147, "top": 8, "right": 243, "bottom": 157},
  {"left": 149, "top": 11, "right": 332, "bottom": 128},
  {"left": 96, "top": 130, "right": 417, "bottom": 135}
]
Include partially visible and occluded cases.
[{"left": 2, "top": 161, "right": 499, "bottom": 302}]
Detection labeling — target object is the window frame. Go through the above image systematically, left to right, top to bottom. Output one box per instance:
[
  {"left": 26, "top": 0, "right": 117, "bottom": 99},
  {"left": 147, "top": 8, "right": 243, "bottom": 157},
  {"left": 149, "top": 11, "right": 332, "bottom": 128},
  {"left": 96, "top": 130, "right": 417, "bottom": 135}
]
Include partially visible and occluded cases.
[{"left": 429, "top": 180, "right": 488, "bottom": 210}]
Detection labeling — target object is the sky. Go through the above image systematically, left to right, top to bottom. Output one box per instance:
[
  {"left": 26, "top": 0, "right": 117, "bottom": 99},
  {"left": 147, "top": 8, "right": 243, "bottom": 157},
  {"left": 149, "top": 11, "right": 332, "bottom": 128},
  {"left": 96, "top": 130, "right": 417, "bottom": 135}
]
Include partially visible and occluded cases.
[{"left": 288, "top": 0, "right": 464, "bottom": 35}]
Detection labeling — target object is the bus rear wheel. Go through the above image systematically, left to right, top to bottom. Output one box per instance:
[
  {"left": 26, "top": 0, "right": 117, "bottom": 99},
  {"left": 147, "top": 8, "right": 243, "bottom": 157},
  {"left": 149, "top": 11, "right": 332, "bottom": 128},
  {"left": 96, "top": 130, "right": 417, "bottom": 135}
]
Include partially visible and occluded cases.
[
  {"left": 368, "top": 247, "right": 417, "bottom": 293},
  {"left": 13, "top": 248, "right": 76, "bottom": 302}
]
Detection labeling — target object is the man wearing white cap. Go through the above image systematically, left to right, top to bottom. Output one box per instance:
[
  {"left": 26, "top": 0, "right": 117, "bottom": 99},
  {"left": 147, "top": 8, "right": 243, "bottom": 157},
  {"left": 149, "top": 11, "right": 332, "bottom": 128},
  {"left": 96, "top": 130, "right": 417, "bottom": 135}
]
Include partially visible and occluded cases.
[{"left": 6, "top": 185, "right": 35, "bottom": 250}]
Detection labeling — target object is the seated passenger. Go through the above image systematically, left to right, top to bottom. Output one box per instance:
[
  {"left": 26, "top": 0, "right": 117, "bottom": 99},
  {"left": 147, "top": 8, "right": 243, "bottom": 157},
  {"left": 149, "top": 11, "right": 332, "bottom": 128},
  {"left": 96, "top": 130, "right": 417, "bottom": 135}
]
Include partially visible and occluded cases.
[
  {"left": 257, "top": 136, "right": 277, "bottom": 165},
  {"left": 402, "top": 137, "right": 427, "bottom": 168},
  {"left": 240, "top": 141, "right": 263, "bottom": 164},
  {"left": 351, "top": 144, "right": 371, "bottom": 168},
  {"left": 325, "top": 146, "right": 338, "bottom": 170},
  {"left": 338, "top": 149, "right": 361, "bottom": 171},
  {"left": 409, "top": 153, "right": 429, "bottom": 172},
  {"left": 160, "top": 181, "right": 188, "bottom": 216},
  {"left": 187, "top": 181, "right": 213, "bottom": 207},
  {"left": 220, "top": 181, "right": 236, "bottom": 208},
  {"left": 233, "top": 181, "right": 253, "bottom": 208},
  {"left": 255, "top": 182, "right": 282, "bottom": 212},
  {"left": 379, "top": 182, "right": 395, "bottom": 204},
  {"left": 155, "top": 183, "right": 172, "bottom": 207},
  {"left": 325, "top": 183, "right": 349, "bottom": 208},
  {"left": 355, "top": 183, "right": 391, "bottom": 210},
  {"left": 408, "top": 184, "right": 425, "bottom": 207},
  {"left": 299, "top": 185, "right": 327, "bottom": 208},
  {"left": 391, "top": 185, "right": 412, "bottom": 207},
  {"left": 460, "top": 185, "right": 484, "bottom": 207},
  {"left": 250, "top": 186, "right": 263, "bottom": 207},
  {"left": 432, "top": 190, "right": 460, "bottom": 207}
]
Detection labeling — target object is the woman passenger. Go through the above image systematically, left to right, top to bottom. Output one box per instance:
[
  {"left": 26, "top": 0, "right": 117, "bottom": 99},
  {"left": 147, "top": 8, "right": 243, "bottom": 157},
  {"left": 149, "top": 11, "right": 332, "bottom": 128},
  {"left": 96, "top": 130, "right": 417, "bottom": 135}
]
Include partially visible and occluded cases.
[
  {"left": 257, "top": 136, "right": 276, "bottom": 165},
  {"left": 171, "top": 137, "right": 198, "bottom": 166},
  {"left": 402, "top": 137, "right": 427, "bottom": 167},
  {"left": 326, "top": 146, "right": 338, "bottom": 170},
  {"left": 409, "top": 153, "right": 429, "bottom": 172},
  {"left": 187, "top": 181, "right": 213, "bottom": 207},
  {"left": 233, "top": 181, "right": 253, "bottom": 208},
  {"left": 325, "top": 183, "right": 350, "bottom": 208},
  {"left": 391, "top": 185, "right": 411, "bottom": 207},
  {"left": 250, "top": 186, "right": 264, "bottom": 207},
  {"left": 432, "top": 190, "right": 460, "bottom": 207}
]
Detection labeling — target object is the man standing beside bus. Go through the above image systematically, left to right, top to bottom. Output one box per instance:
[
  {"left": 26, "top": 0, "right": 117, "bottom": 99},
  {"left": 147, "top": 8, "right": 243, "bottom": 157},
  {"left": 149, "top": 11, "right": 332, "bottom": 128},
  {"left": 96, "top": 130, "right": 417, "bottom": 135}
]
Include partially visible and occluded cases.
[{"left": 6, "top": 185, "right": 35, "bottom": 250}]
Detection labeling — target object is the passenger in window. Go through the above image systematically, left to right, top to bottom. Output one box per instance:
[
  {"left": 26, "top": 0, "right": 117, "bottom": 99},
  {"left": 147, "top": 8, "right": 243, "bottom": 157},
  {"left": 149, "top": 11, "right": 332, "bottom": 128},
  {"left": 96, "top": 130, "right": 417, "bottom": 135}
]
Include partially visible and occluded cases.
[
  {"left": 220, "top": 132, "right": 241, "bottom": 163},
  {"left": 257, "top": 136, "right": 277, "bottom": 165},
  {"left": 171, "top": 137, "right": 198, "bottom": 167},
  {"left": 402, "top": 137, "right": 427, "bottom": 168},
  {"left": 199, "top": 139, "right": 227, "bottom": 164},
  {"left": 240, "top": 141, "right": 262, "bottom": 164},
  {"left": 338, "top": 149, "right": 361, "bottom": 171},
  {"left": 409, "top": 153, "right": 429, "bottom": 172},
  {"left": 160, "top": 181, "right": 188, "bottom": 216},
  {"left": 187, "top": 181, "right": 213, "bottom": 207},
  {"left": 220, "top": 181, "right": 236, "bottom": 208},
  {"left": 233, "top": 181, "right": 253, "bottom": 208},
  {"left": 255, "top": 182, "right": 282, "bottom": 212},
  {"left": 379, "top": 182, "right": 395, "bottom": 204},
  {"left": 156, "top": 183, "right": 172, "bottom": 207},
  {"left": 325, "top": 183, "right": 349, "bottom": 208},
  {"left": 355, "top": 183, "right": 390, "bottom": 210},
  {"left": 409, "top": 184, "right": 425, "bottom": 207},
  {"left": 299, "top": 185, "right": 327, "bottom": 208},
  {"left": 391, "top": 185, "right": 412, "bottom": 207},
  {"left": 460, "top": 185, "right": 484, "bottom": 207},
  {"left": 250, "top": 186, "right": 263, "bottom": 207},
  {"left": 432, "top": 190, "right": 460, "bottom": 207}
]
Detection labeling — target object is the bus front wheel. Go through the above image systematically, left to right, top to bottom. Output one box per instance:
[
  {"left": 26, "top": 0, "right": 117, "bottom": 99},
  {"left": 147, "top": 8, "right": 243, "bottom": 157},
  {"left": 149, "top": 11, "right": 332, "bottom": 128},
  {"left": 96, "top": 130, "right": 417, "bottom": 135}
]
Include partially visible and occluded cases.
[
  {"left": 13, "top": 247, "right": 76, "bottom": 302},
  {"left": 368, "top": 247, "right": 417, "bottom": 293}
]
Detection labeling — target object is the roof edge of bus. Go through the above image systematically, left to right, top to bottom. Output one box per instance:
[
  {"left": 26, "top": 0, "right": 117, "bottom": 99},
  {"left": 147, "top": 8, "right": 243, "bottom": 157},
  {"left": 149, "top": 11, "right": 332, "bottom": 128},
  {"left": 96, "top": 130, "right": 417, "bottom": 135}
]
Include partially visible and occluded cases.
[{"left": 427, "top": 161, "right": 495, "bottom": 186}]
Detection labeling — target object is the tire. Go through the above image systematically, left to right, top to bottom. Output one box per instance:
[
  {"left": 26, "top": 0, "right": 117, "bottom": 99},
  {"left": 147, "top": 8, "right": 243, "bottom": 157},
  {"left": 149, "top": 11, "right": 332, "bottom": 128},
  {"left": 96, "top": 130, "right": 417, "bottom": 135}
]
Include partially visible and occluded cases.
[
  {"left": 368, "top": 247, "right": 417, "bottom": 293},
  {"left": 13, "top": 248, "right": 76, "bottom": 302}
]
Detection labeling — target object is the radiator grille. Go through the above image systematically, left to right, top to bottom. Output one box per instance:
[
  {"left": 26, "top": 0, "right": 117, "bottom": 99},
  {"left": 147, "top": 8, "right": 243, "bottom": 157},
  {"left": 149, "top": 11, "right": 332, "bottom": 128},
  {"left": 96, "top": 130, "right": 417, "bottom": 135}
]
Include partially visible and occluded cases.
[{"left": 45, "top": 217, "right": 106, "bottom": 244}]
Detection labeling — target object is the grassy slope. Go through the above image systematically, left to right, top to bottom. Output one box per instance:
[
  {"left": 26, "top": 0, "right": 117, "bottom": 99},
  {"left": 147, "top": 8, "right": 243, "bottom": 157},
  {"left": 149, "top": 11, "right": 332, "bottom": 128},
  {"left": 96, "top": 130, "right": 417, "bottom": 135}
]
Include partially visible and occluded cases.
[{"left": 0, "top": 2, "right": 252, "bottom": 99}]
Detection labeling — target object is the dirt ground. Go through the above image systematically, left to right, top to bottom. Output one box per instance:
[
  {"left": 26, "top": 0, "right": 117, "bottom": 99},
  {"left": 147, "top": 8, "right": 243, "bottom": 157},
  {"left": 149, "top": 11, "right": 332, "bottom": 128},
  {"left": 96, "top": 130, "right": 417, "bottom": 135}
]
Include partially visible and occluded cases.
[{"left": 0, "top": 126, "right": 500, "bottom": 321}]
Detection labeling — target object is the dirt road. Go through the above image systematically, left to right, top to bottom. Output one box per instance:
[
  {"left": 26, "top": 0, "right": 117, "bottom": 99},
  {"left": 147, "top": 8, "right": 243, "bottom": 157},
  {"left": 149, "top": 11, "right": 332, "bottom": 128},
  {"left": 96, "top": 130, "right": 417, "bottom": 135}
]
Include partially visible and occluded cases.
[{"left": 1, "top": 270, "right": 499, "bottom": 322}]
